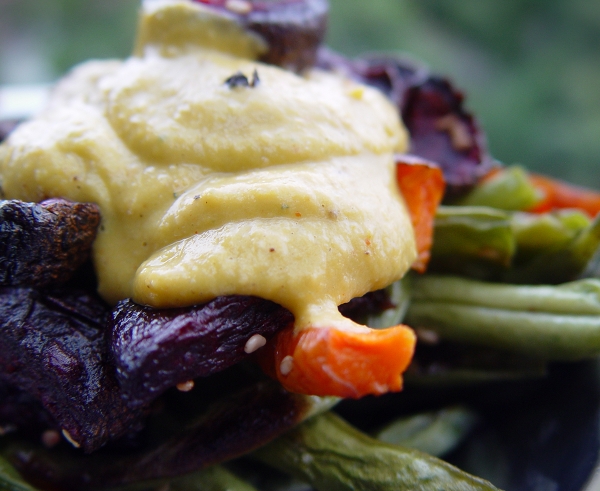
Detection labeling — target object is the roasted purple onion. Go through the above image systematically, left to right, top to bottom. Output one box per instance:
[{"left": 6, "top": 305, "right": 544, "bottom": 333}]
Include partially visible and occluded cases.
[
  {"left": 193, "top": 0, "right": 328, "bottom": 72},
  {"left": 317, "top": 49, "right": 495, "bottom": 193}
]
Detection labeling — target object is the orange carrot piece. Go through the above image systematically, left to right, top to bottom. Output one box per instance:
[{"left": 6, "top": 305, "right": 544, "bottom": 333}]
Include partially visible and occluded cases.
[
  {"left": 395, "top": 154, "right": 446, "bottom": 272},
  {"left": 527, "top": 173, "right": 600, "bottom": 217},
  {"left": 259, "top": 323, "right": 416, "bottom": 399}
]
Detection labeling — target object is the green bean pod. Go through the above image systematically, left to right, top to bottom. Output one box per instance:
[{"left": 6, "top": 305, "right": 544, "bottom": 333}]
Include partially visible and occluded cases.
[
  {"left": 455, "top": 166, "right": 539, "bottom": 211},
  {"left": 429, "top": 206, "right": 515, "bottom": 277},
  {"left": 511, "top": 209, "right": 590, "bottom": 263},
  {"left": 505, "top": 212, "right": 600, "bottom": 284},
  {"left": 407, "top": 276, "right": 600, "bottom": 360},
  {"left": 375, "top": 406, "right": 478, "bottom": 458},
  {"left": 253, "top": 412, "right": 501, "bottom": 491},
  {"left": 0, "top": 456, "right": 37, "bottom": 491},
  {"left": 108, "top": 466, "right": 260, "bottom": 491}
]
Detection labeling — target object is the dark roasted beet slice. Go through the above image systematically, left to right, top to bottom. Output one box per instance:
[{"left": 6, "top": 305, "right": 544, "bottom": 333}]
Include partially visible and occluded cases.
[
  {"left": 194, "top": 0, "right": 328, "bottom": 72},
  {"left": 317, "top": 49, "right": 495, "bottom": 194},
  {"left": 401, "top": 76, "right": 492, "bottom": 192},
  {"left": 0, "top": 199, "right": 100, "bottom": 288},
  {"left": 0, "top": 287, "right": 142, "bottom": 453},
  {"left": 338, "top": 289, "right": 393, "bottom": 320},
  {"left": 110, "top": 296, "right": 294, "bottom": 409},
  {"left": 5, "top": 376, "right": 317, "bottom": 490},
  {"left": 0, "top": 382, "right": 57, "bottom": 439}
]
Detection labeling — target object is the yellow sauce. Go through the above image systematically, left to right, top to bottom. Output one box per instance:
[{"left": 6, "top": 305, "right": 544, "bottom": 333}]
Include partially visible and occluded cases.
[{"left": 0, "top": 0, "right": 416, "bottom": 329}]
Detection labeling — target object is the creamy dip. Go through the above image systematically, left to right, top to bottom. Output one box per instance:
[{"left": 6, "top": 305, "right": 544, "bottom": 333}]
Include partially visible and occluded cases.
[{"left": 0, "top": 0, "right": 416, "bottom": 330}]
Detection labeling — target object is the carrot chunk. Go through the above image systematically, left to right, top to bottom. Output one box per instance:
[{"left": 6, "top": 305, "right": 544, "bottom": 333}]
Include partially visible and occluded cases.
[
  {"left": 395, "top": 155, "right": 446, "bottom": 272},
  {"left": 527, "top": 173, "right": 600, "bottom": 217},
  {"left": 259, "top": 323, "right": 416, "bottom": 398}
]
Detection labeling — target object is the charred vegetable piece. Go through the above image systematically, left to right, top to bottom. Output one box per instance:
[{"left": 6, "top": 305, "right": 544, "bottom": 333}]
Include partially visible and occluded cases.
[
  {"left": 194, "top": 0, "right": 328, "bottom": 73},
  {"left": 317, "top": 50, "right": 494, "bottom": 193},
  {"left": 0, "top": 199, "right": 100, "bottom": 288},
  {"left": 0, "top": 287, "right": 142, "bottom": 453},
  {"left": 338, "top": 289, "right": 395, "bottom": 322},
  {"left": 110, "top": 296, "right": 294, "bottom": 409},
  {"left": 3, "top": 378, "right": 336, "bottom": 490},
  {"left": 0, "top": 382, "right": 57, "bottom": 440},
  {"left": 253, "top": 412, "right": 500, "bottom": 491}
]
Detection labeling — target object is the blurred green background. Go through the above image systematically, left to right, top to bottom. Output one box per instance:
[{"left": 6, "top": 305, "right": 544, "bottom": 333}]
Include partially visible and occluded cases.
[{"left": 1, "top": 0, "right": 599, "bottom": 186}]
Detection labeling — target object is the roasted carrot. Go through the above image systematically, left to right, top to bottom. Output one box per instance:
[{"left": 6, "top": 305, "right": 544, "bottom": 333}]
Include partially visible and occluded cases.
[
  {"left": 395, "top": 155, "right": 446, "bottom": 272},
  {"left": 527, "top": 173, "right": 600, "bottom": 217},
  {"left": 258, "top": 321, "right": 416, "bottom": 399}
]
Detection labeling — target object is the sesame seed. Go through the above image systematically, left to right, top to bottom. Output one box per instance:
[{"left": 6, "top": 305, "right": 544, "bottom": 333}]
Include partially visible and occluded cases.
[
  {"left": 244, "top": 334, "right": 267, "bottom": 353},
  {"left": 280, "top": 355, "right": 294, "bottom": 376},
  {"left": 176, "top": 380, "right": 195, "bottom": 392},
  {"left": 62, "top": 429, "right": 81, "bottom": 448}
]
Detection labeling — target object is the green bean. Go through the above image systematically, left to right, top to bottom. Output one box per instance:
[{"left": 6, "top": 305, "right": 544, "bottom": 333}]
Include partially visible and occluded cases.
[
  {"left": 455, "top": 166, "right": 539, "bottom": 211},
  {"left": 429, "top": 206, "right": 595, "bottom": 282},
  {"left": 430, "top": 206, "right": 515, "bottom": 277},
  {"left": 511, "top": 209, "right": 590, "bottom": 262},
  {"left": 512, "top": 210, "right": 589, "bottom": 247},
  {"left": 505, "top": 212, "right": 600, "bottom": 284},
  {"left": 408, "top": 275, "right": 600, "bottom": 359},
  {"left": 411, "top": 275, "right": 600, "bottom": 315},
  {"left": 406, "top": 302, "right": 600, "bottom": 360},
  {"left": 406, "top": 339, "right": 547, "bottom": 386},
  {"left": 375, "top": 406, "right": 478, "bottom": 458},
  {"left": 253, "top": 412, "right": 501, "bottom": 491},
  {"left": 0, "top": 456, "right": 37, "bottom": 491},
  {"left": 116, "top": 466, "right": 260, "bottom": 491}
]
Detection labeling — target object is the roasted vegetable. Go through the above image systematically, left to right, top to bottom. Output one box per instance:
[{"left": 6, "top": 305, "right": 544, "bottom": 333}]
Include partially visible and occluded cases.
[
  {"left": 0, "top": 199, "right": 100, "bottom": 288},
  {"left": 110, "top": 296, "right": 293, "bottom": 408},
  {"left": 253, "top": 412, "right": 499, "bottom": 491}
]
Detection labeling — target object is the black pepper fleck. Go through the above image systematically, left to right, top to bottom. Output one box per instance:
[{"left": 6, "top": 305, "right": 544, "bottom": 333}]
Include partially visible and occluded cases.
[{"left": 225, "top": 69, "right": 260, "bottom": 88}]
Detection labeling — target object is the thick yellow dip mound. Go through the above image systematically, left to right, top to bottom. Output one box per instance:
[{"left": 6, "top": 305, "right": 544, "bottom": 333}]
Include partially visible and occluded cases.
[{"left": 0, "top": 0, "right": 416, "bottom": 329}]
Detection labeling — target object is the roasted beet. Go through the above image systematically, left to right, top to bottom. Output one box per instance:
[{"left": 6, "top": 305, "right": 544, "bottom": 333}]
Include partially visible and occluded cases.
[
  {"left": 194, "top": 0, "right": 328, "bottom": 72},
  {"left": 317, "top": 49, "right": 495, "bottom": 194},
  {"left": 401, "top": 76, "right": 492, "bottom": 192},
  {"left": 0, "top": 199, "right": 100, "bottom": 288},
  {"left": 0, "top": 287, "right": 142, "bottom": 453},
  {"left": 338, "top": 289, "right": 393, "bottom": 320},
  {"left": 110, "top": 296, "right": 294, "bottom": 408},
  {"left": 5, "top": 376, "right": 318, "bottom": 490},
  {"left": 0, "top": 382, "right": 57, "bottom": 439}
]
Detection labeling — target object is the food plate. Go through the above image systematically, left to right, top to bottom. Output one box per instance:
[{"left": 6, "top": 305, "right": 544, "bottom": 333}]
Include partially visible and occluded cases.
[{"left": 1, "top": 1, "right": 600, "bottom": 490}]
